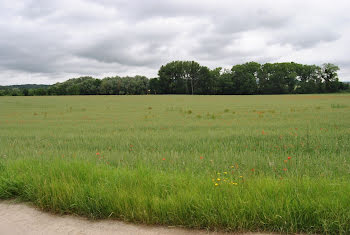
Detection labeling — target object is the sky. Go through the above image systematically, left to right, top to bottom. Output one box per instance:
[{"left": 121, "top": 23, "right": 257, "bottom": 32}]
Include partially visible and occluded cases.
[{"left": 1, "top": 0, "right": 350, "bottom": 85}]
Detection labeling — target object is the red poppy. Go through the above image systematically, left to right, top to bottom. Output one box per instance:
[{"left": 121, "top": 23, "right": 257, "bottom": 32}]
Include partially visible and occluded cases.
[
  {"left": 96, "top": 152, "right": 100, "bottom": 156},
  {"left": 200, "top": 156, "right": 204, "bottom": 160},
  {"left": 288, "top": 156, "right": 291, "bottom": 160},
  {"left": 162, "top": 158, "right": 166, "bottom": 161},
  {"left": 251, "top": 168, "right": 255, "bottom": 172},
  {"left": 283, "top": 168, "right": 287, "bottom": 171}
]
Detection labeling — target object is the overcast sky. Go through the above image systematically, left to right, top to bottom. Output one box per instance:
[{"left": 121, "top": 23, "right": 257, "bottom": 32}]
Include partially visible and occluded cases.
[{"left": 1, "top": 0, "right": 349, "bottom": 85}]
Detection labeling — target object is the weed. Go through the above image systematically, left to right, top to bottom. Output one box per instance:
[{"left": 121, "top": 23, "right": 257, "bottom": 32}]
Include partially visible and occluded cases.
[{"left": 331, "top": 104, "right": 348, "bottom": 109}]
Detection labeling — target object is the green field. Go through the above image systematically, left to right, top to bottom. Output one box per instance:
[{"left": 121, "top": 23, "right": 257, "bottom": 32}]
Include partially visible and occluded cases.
[{"left": 0, "top": 95, "right": 350, "bottom": 234}]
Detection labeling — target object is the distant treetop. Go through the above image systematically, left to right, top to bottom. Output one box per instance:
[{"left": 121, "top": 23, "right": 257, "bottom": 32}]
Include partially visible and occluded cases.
[{"left": 0, "top": 61, "right": 348, "bottom": 96}]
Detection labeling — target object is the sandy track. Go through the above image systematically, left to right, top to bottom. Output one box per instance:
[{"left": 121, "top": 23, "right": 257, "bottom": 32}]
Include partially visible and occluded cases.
[{"left": 0, "top": 201, "right": 269, "bottom": 235}]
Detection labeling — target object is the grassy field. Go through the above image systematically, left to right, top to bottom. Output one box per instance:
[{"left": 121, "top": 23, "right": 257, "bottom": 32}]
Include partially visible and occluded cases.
[{"left": 0, "top": 95, "right": 350, "bottom": 234}]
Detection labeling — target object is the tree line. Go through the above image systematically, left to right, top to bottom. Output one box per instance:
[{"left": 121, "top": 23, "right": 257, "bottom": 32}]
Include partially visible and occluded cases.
[{"left": 1, "top": 61, "right": 349, "bottom": 96}]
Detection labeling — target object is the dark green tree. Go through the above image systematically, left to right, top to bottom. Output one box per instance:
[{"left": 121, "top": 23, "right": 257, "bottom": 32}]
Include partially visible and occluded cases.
[
  {"left": 231, "top": 62, "right": 260, "bottom": 94},
  {"left": 322, "top": 63, "right": 340, "bottom": 92},
  {"left": 149, "top": 78, "right": 160, "bottom": 94}
]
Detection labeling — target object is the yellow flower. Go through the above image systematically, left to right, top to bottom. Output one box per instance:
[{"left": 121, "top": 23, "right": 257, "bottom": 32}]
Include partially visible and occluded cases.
[
  {"left": 231, "top": 166, "right": 234, "bottom": 168},
  {"left": 224, "top": 172, "right": 227, "bottom": 174},
  {"left": 217, "top": 173, "right": 221, "bottom": 175},
  {"left": 239, "top": 176, "right": 243, "bottom": 178},
  {"left": 217, "top": 178, "right": 221, "bottom": 181},
  {"left": 215, "top": 183, "right": 219, "bottom": 186}
]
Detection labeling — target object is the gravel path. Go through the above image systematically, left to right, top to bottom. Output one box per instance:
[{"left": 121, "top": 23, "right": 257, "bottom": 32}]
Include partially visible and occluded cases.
[{"left": 0, "top": 201, "right": 270, "bottom": 235}]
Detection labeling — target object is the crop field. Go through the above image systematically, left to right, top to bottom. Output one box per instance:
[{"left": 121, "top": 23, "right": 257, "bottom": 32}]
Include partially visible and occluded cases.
[{"left": 0, "top": 95, "right": 350, "bottom": 234}]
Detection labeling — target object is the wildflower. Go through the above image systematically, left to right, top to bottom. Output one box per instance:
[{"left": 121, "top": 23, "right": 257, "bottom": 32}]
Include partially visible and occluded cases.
[
  {"left": 262, "top": 130, "right": 265, "bottom": 135},
  {"left": 96, "top": 152, "right": 100, "bottom": 156},
  {"left": 200, "top": 156, "right": 204, "bottom": 160},
  {"left": 288, "top": 156, "right": 291, "bottom": 160},
  {"left": 162, "top": 158, "right": 166, "bottom": 161},
  {"left": 284, "top": 160, "right": 288, "bottom": 163},
  {"left": 231, "top": 166, "right": 234, "bottom": 168},
  {"left": 251, "top": 168, "right": 255, "bottom": 172},
  {"left": 283, "top": 168, "right": 287, "bottom": 171},
  {"left": 224, "top": 172, "right": 227, "bottom": 174},
  {"left": 217, "top": 173, "right": 221, "bottom": 175},
  {"left": 239, "top": 176, "right": 243, "bottom": 178},
  {"left": 217, "top": 178, "right": 221, "bottom": 181},
  {"left": 215, "top": 183, "right": 219, "bottom": 186}
]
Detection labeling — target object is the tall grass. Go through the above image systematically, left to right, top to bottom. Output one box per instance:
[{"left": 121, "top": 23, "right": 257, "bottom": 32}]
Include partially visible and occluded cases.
[{"left": 0, "top": 94, "right": 350, "bottom": 233}]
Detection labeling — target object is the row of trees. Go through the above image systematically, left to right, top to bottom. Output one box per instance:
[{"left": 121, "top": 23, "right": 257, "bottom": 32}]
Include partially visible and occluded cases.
[
  {"left": 1, "top": 61, "right": 348, "bottom": 96},
  {"left": 152, "top": 61, "right": 347, "bottom": 95},
  {"left": 0, "top": 76, "right": 149, "bottom": 96},
  {"left": 47, "top": 76, "right": 149, "bottom": 95}
]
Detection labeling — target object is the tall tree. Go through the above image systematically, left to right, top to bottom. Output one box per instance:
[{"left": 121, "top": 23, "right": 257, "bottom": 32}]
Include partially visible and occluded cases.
[
  {"left": 158, "top": 61, "right": 203, "bottom": 94},
  {"left": 231, "top": 62, "right": 260, "bottom": 94},
  {"left": 322, "top": 63, "right": 340, "bottom": 92}
]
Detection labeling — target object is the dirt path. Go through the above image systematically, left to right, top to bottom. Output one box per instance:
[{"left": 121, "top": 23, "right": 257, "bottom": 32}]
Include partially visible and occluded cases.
[{"left": 0, "top": 201, "right": 269, "bottom": 235}]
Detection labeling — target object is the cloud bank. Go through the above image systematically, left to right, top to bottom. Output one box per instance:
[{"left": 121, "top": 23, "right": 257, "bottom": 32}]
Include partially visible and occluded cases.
[{"left": 0, "top": 0, "right": 349, "bottom": 85}]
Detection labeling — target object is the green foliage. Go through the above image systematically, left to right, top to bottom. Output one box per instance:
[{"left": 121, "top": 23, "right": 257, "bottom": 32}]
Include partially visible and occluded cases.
[
  {"left": 158, "top": 61, "right": 203, "bottom": 94},
  {"left": 0, "top": 62, "right": 344, "bottom": 96},
  {"left": 230, "top": 62, "right": 259, "bottom": 94},
  {"left": 322, "top": 63, "right": 340, "bottom": 92},
  {"left": 149, "top": 77, "right": 160, "bottom": 94},
  {"left": 22, "top": 88, "right": 29, "bottom": 96},
  {"left": 331, "top": 104, "right": 348, "bottom": 109}
]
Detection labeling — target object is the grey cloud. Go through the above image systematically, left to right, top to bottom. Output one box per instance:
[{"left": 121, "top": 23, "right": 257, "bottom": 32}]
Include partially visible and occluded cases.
[
  {"left": 0, "top": 0, "right": 349, "bottom": 84},
  {"left": 19, "top": 0, "right": 58, "bottom": 19},
  {"left": 268, "top": 26, "right": 341, "bottom": 50}
]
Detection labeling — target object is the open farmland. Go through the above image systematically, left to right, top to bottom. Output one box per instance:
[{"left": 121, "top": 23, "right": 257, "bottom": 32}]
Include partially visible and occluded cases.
[{"left": 0, "top": 95, "right": 350, "bottom": 234}]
